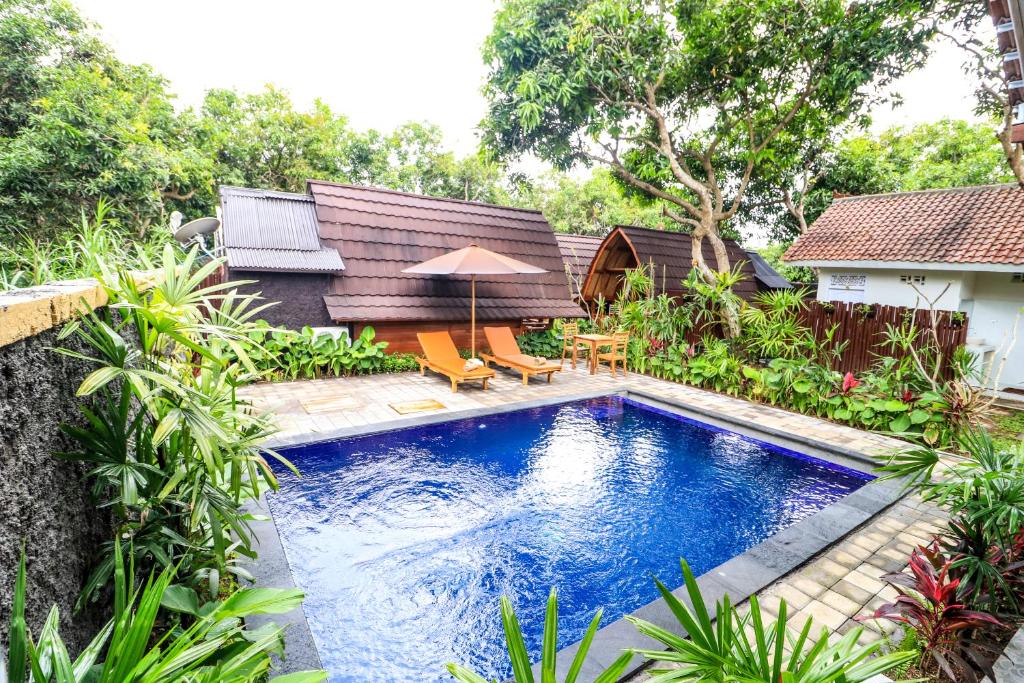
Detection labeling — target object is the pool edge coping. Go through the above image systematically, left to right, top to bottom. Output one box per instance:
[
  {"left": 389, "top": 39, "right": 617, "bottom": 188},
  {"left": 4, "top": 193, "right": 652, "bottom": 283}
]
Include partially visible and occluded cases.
[{"left": 248, "top": 387, "right": 907, "bottom": 681}]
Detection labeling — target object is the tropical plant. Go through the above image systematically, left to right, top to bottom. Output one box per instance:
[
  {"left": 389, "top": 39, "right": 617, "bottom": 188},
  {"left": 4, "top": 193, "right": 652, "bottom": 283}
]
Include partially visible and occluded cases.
[
  {"left": 56, "top": 244, "right": 288, "bottom": 608},
  {"left": 590, "top": 265, "right": 957, "bottom": 445},
  {"left": 679, "top": 267, "right": 747, "bottom": 339},
  {"left": 740, "top": 288, "right": 823, "bottom": 361},
  {"left": 244, "top": 324, "right": 391, "bottom": 381},
  {"left": 516, "top": 329, "right": 563, "bottom": 359},
  {"left": 678, "top": 336, "right": 744, "bottom": 396},
  {"left": 876, "top": 428, "right": 1024, "bottom": 613},
  {"left": 859, "top": 543, "right": 1001, "bottom": 682},
  {"left": 4, "top": 545, "right": 326, "bottom": 683},
  {"left": 629, "top": 559, "right": 916, "bottom": 682},
  {"left": 446, "top": 589, "right": 632, "bottom": 683}
]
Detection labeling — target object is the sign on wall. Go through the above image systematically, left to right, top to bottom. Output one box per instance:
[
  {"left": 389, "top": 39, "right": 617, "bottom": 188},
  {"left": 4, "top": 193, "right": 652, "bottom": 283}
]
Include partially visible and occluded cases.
[{"left": 827, "top": 273, "right": 867, "bottom": 303}]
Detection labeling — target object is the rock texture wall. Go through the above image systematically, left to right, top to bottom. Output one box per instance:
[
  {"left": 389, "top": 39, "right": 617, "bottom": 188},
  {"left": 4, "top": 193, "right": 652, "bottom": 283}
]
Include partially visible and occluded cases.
[{"left": 0, "top": 281, "right": 113, "bottom": 654}]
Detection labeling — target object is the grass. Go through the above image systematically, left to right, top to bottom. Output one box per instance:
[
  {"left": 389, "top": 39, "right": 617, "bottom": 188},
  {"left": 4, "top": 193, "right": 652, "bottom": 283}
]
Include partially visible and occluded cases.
[{"left": 991, "top": 408, "right": 1024, "bottom": 452}]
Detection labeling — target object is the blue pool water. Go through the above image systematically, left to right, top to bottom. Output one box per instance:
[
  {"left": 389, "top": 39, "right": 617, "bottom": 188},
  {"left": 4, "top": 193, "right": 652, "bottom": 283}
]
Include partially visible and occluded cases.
[{"left": 268, "top": 396, "right": 871, "bottom": 682}]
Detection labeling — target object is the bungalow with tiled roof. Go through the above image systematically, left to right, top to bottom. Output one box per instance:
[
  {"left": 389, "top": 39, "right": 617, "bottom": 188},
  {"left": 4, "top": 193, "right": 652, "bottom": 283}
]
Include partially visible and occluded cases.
[
  {"left": 217, "top": 182, "right": 584, "bottom": 353},
  {"left": 784, "top": 184, "right": 1024, "bottom": 391},
  {"left": 580, "top": 225, "right": 761, "bottom": 305},
  {"left": 554, "top": 230, "right": 789, "bottom": 301}
]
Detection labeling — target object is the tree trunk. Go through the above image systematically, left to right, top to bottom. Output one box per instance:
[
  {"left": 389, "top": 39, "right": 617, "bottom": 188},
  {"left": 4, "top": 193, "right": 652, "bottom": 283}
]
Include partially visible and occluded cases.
[
  {"left": 998, "top": 103, "right": 1024, "bottom": 186},
  {"left": 691, "top": 227, "right": 741, "bottom": 338}
]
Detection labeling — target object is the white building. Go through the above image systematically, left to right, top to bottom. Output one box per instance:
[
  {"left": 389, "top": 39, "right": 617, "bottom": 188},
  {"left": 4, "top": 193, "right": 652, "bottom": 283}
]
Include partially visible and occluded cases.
[{"left": 785, "top": 184, "right": 1024, "bottom": 391}]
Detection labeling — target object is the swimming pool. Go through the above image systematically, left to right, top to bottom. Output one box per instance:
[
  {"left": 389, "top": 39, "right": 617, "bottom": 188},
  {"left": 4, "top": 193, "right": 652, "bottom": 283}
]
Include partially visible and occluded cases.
[{"left": 267, "top": 395, "right": 872, "bottom": 682}]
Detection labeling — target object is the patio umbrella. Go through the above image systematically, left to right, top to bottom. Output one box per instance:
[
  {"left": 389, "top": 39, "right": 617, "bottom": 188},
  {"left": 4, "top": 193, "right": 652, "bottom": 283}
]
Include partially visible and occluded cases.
[{"left": 402, "top": 244, "right": 547, "bottom": 357}]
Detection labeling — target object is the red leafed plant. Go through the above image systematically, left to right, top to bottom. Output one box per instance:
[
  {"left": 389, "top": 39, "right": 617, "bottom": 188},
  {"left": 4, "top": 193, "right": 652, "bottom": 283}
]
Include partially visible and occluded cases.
[
  {"left": 841, "top": 371, "right": 860, "bottom": 393},
  {"left": 859, "top": 542, "right": 1002, "bottom": 682}
]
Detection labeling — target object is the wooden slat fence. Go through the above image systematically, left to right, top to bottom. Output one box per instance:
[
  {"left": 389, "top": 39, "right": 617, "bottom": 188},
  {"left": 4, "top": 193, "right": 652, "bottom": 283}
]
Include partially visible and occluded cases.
[
  {"left": 676, "top": 300, "right": 968, "bottom": 375},
  {"left": 797, "top": 300, "right": 968, "bottom": 375}
]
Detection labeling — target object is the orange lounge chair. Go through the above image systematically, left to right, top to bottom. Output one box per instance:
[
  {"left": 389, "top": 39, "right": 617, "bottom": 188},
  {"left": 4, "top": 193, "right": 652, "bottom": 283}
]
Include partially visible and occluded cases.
[
  {"left": 480, "top": 326, "right": 562, "bottom": 385},
  {"left": 416, "top": 331, "right": 495, "bottom": 393}
]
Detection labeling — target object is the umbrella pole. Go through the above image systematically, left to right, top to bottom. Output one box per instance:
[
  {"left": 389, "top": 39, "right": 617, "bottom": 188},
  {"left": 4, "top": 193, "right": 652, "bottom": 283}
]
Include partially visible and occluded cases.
[{"left": 471, "top": 274, "right": 476, "bottom": 358}]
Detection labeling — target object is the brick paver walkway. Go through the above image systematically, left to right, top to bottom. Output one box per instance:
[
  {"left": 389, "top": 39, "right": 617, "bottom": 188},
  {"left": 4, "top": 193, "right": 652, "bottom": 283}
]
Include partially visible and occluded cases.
[{"left": 240, "top": 365, "right": 944, "bottom": 675}]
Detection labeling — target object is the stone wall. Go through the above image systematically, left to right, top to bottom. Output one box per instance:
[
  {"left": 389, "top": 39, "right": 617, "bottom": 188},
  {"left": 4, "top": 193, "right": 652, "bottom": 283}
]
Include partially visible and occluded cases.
[{"left": 0, "top": 280, "right": 116, "bottom": 654}]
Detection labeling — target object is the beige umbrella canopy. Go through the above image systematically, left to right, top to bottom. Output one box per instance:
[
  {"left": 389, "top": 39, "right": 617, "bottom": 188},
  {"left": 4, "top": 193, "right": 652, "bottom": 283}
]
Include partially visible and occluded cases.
[{"left": 402, "top": 243, "right": 547, "bottom": 357}]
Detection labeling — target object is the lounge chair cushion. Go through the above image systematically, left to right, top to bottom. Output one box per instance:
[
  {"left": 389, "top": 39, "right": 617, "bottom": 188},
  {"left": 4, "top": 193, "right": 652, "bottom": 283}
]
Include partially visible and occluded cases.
[
  {"left": 499, "top": 353, "right": 561, "bottom": 371},
  {"left": 430, "top": 358, "right": 494, "bottom": 378}
]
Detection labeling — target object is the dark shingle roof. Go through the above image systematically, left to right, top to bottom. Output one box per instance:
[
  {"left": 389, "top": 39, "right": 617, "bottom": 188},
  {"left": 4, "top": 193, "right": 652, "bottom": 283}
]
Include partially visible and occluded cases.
[
  {"left": 308, "top": 181, "right": 585, "bottom": 322},
  {"left": 784, "top": 184, "right": 1024, "bottom": 266},
  {"left": 219, "top": 186, "right": 344, "bottom": 273},
  {"left": 605, "top": 226, "right": 758, "bottom": 299},
  {"left": 554, "top": 233, "right": 603, "bottom": 283},
  {"left": 745, "top": 250, "right": 791, "bottom": 289}
]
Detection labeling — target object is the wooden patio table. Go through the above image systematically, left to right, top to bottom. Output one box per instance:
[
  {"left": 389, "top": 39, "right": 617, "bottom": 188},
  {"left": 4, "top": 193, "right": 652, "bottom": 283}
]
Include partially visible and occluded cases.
[{"left": 573, "top": 333, "right": 615, "bottom": 375}]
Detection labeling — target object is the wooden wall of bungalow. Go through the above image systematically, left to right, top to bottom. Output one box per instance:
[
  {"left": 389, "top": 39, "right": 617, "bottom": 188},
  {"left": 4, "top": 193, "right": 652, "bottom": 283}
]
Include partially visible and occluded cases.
[
  {"left": 580, "top": 226, "right": 758, "bottom": 307},
  {"left": 352, "top": 320, "right": 532, "bottom": 354}
]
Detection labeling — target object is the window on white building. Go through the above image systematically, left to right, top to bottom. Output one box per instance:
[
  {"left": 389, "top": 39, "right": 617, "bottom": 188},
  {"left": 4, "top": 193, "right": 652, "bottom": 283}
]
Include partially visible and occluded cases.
[
  {"left": 827, "top": 273, "right": 867, "bottom": 303},
  {"left": 900, "top": 274, "right": 926, "bottom": 285}
]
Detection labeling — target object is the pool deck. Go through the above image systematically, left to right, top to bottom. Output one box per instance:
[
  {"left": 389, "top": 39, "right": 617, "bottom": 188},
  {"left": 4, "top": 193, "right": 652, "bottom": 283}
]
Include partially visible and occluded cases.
[{"left": 241, "top": 365, "right": 945, "bottom": 681}]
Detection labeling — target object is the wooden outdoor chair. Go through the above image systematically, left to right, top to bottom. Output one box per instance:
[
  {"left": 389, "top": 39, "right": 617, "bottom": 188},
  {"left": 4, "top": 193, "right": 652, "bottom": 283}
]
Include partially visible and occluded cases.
[
  {"left": 560, "top": 322, "right": 589, "bottom": 369},
  {"left": 596, "top": 332, "right": 630, "bottom": 377}
]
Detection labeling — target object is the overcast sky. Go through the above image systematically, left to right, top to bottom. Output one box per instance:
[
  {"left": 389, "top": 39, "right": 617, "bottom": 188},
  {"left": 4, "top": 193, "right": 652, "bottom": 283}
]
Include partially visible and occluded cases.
[{"left": 75, "top": 0, "right": 990, "bottom": 158}]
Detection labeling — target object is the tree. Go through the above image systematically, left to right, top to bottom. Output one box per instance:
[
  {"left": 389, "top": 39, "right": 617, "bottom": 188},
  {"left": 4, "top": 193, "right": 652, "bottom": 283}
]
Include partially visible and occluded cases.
[
  {"left": 0, "top": 0, "right": 211, "bottom": 239},
  {"left": 0, "top": 0, "right": 100, "bottom": 138},
  {"left": 482, "top": 0, "right": 936, "bottom": 335},
  {"left": 929, "top": 0, "right": 1024, "bottom": 185},
  {"left": 190, "top": 86, "right": 358, "bottom": 197},
  {"left": 191, "top": 92, "right": 513, "bottom": 206},
  {"left": 752, "top": 119, "right": 1016, "bottom": 242},
  {"left": 377, "top": 121, "right": 512, "bottom": 202},
  {"left": 516, "top": 168, "right": 669, "bottom": 235}
]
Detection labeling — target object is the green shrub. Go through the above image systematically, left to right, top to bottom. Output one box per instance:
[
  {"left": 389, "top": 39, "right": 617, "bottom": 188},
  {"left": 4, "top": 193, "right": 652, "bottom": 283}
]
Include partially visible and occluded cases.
[
  {"left": 1, "top": 200, "right": 165, "bottom": 291},
  {"left": 593, "top": 262, "right": 967, "bottom": 447},
  {"left": 245, "top": 325, "right": 391, "bottom": 380},
  {"left": 516, "top": 328, "right": 562, "bottom": 357},
  {"left": 381, "top": 352, "right": 420, "bottom": 373},
  {"left": 876, "top": 428, "right": 1024, "bottom": 615},
  {"left": 4, "top": 543, "right": 325, "bottom": 682}
]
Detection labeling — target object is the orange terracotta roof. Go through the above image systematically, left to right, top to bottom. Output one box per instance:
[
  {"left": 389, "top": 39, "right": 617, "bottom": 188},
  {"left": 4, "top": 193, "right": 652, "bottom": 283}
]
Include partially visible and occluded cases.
[{"left": 784, "top": 184, "right": 1024, "bottom": 266}]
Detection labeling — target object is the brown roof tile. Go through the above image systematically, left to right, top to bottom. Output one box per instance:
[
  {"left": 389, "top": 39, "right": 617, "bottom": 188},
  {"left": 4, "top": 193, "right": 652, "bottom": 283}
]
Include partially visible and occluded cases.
[
  {"left": 308, "top": 181, "right": 585, "bottom": 322},
  {"left": 784, "top": 184, "right": 1024, "bottom": 265},
  {"left": 554, "top": 233, "right": 603, "bottom": 284}
]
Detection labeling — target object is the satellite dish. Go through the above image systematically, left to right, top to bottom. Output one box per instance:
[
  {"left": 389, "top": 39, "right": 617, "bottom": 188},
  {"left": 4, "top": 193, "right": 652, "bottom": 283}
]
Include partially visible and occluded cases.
[{"left": 173, "top": 217, "right": 220, "bottom": 243}]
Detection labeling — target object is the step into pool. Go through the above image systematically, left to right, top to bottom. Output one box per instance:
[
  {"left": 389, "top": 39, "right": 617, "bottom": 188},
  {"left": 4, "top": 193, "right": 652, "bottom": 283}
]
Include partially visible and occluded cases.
[{"left": 267, "top": 395, "right": 872, "bottom": 682}]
